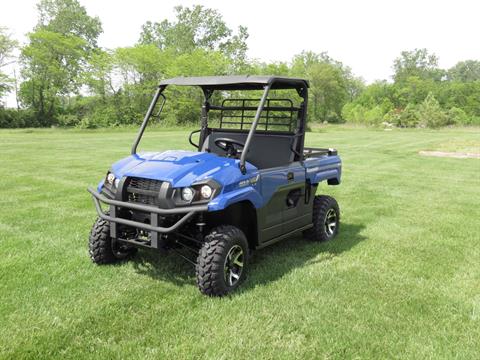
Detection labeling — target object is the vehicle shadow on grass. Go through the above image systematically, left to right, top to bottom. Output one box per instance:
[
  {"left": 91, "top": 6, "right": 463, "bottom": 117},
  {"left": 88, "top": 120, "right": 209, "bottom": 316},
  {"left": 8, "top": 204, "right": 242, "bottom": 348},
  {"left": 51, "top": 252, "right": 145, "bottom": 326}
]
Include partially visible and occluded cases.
[
  {"left": 131, "top": 223, "right": 366, "bottom": 292},
  {"left": 239, "top": 223, "right": 366, "bottom": 293},
  {"left": 132, "top": 249, "right": 196, "bottom": 287}
]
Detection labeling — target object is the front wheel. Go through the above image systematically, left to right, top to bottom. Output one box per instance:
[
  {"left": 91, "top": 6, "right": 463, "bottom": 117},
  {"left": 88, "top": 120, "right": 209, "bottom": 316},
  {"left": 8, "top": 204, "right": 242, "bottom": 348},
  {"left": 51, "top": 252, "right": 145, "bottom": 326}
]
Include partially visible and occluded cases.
[
  {"left": 305, "top": 195, "right": 340, "bottom": 242},
  {"left": 88, "top": 216, "right": 136, "bottom": 264},
  {"left": 196, "top": 225, "right": 249, "bottom": 296}
]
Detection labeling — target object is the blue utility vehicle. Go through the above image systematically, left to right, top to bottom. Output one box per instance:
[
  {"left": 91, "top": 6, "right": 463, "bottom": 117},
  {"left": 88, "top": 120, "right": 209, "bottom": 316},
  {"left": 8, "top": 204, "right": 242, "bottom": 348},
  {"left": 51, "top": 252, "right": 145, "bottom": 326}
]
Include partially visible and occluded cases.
[{"left": 88, "top": 76, "right": 341, "bottom": 296}]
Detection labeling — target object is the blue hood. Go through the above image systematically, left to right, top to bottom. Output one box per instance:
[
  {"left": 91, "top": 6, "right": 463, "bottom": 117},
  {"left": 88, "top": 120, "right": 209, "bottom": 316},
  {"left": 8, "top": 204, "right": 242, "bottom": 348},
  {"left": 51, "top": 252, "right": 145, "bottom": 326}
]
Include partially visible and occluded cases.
[{"left": 110, "top": 150, "right": 256, "bottom": 188}]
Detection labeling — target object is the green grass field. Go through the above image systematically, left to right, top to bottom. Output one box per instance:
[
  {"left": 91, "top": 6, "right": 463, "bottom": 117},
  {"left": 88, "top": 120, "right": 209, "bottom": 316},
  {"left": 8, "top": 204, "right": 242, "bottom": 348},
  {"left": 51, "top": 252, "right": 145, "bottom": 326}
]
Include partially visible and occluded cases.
[{"left": 1, "top": 126, "right": 479, "bottom": 359}]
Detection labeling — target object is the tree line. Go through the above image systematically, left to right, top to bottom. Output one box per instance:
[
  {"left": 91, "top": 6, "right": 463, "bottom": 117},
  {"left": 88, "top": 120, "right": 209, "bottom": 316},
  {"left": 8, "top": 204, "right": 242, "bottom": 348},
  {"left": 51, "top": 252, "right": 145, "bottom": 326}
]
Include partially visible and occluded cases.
[{"left": 0, "top": 0, "right": 479, "bottom": 129}]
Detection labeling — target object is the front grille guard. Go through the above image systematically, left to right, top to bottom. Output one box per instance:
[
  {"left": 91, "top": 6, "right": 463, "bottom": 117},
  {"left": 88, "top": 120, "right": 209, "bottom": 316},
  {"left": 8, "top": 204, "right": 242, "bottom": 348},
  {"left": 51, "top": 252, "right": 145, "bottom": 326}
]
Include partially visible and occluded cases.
[{"left": 88, "top": 187, "right": 208, "bottom": 234}]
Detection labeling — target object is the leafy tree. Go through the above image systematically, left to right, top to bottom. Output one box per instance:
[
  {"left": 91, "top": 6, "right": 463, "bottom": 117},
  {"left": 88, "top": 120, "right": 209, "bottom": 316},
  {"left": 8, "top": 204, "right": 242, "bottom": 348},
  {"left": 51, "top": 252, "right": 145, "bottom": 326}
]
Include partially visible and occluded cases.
[
  {"left": 20, "top": 0, "right": 102, "bottom": 125},
  {"left": 36, "top": 0, "right": 102, "bottom": 49},
  {"left": 78, "top": 5, "right": 242, "bottom": 128},
  {"left": 139, "top": 5, "right": 248, "bottom": 67},
  {"left": 219, "top": 25, "right": 249, "bottom": 68},
  {"left": 0, "top": 27, "right": 17, "bottom": 101},
  {"left": 20, "top": 30, "right": 87, "bottom": 124},
  {"left": 86, "top": 45, "right": 232, "bottom": 126},
  {"left": 115, "top": 45, "right": 167, "bottom": 93},
  {"left": 393, "top": 48, "right": 444, "bottom": 83},
  {"left": 85, "top": 49, "right": 116, "bottom": 101},
  {"left": 163, "top": 49, "right": 231, "bottom": 124},
  {"left": 291, "top": 51, "right": 352, "bottom": 122},
  {"left": 447, "top": 60, "right": 480, "bottom": 82},
  {"left": 253, "top": 61, "right": 290, "bottom": 76},
  {"left": 308, "top": 62, "right": 347, "bottom": 122},
  {"left": 345, "top": 75, "right": 365, "bottom": 102},
  {"left": 391, "top": 76, "right": 436, "bottom": 107},
  {"left": 352, "top": 81, "right": 392, "bottom": 108},
  {"left": 436, "top": 81, "right": 480, "bottom": 117}
]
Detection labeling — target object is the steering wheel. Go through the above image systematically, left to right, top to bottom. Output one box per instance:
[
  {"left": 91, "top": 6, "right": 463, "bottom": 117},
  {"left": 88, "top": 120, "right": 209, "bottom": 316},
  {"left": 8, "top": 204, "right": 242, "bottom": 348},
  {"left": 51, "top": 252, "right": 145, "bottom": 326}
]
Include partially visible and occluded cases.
[{"left": 214, "top": 138, "right": 245, "bottom": 157}]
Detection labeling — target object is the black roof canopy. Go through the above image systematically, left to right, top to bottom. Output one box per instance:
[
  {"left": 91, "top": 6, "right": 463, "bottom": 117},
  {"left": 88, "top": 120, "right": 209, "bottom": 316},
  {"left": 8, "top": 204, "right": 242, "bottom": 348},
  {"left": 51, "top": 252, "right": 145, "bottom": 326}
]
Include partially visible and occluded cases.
[{"left": 159, "top": 75, "right": 309, "bottom": 91}]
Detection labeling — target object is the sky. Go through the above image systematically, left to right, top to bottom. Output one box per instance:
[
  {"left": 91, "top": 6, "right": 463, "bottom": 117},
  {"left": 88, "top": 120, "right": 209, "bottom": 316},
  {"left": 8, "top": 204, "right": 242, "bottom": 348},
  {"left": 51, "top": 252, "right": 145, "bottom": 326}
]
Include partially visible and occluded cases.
[{"left": 1, "top": 0, "right": 479, "bottom": 105}]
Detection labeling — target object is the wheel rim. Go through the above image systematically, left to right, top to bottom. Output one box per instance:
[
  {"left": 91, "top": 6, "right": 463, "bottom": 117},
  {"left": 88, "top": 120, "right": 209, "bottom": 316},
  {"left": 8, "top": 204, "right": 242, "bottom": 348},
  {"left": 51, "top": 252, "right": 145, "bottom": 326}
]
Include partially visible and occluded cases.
[
  {"left": 324, "top": 208, "right": 337, "bottom": 236},
  {"left": 224, "top": 245, "right": 244, "bottom": 287}
]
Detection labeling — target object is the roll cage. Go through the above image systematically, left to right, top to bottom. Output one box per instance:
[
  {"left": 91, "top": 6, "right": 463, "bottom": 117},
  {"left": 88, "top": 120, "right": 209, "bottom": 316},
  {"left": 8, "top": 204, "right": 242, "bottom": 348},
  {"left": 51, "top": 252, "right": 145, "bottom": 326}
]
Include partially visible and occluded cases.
[{"left": 131, "top": 75, "right": 309, "bottom": 173}]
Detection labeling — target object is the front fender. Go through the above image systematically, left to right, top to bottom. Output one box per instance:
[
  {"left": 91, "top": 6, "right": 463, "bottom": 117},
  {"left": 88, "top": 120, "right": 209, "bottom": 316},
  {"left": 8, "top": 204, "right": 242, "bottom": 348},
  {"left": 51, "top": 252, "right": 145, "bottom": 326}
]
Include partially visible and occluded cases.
[{"left": 208, "top": 186, "right": 263, "bottom": 211}]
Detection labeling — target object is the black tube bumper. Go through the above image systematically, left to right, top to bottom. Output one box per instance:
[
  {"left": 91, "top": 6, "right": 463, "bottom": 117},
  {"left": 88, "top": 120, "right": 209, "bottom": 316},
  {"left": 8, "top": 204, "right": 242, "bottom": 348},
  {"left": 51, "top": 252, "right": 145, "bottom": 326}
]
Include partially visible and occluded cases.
[{"left": 88, "top": 187, "right": 208, "bottom": 234}]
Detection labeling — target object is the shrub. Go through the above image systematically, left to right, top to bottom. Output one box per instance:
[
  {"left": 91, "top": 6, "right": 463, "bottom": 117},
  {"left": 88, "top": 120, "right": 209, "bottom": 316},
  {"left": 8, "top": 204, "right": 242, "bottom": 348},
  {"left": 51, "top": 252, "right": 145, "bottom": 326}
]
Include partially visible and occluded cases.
[
  {"left": 417, "top": 93, "right": 448, "bottom": 128},
  {"left": 342, "top": 102, "right": 389, "bottom": 126},
  {"left": 341, "top": 103, "right": 366, "bottom": 124},
  {"left": 384, "top": 104, "right": 420, "bottom": 128},
  {"left": 401, "top": 104, "right": 421, "bottom": 127},
  {"left": 77, "top": 105, "right": 138, "bottom": 128},
  {"left": 383, "top": 105, "right": 418, "bottom": 127},
  {"left": 364, "top": 106, "right": 385, "bottom": 125},
  {"left": 447, "top": 107, "right": 469, "bottom": 125},
  {"left": 0, "top": 108, "right": 38, "bottom": 128},
  {"left": 383, "top": 108, "right": 401, "bottom": 126},
  {"left": 325, "top": 110, "right": 343, "bottom": 123},
  {"left": 57, "top": 114, "right": 81, "bottom": 127},
  {"left": 470, "top": 116, "right": 480, "bottom": 126},
  {"left": 78, "top": 117, "right": 97, "bottom": 129}
]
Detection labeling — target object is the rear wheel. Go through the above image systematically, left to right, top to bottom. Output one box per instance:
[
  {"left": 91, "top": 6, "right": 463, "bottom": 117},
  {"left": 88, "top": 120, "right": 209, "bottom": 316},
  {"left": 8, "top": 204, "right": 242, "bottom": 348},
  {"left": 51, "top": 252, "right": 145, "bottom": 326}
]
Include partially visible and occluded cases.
[
  {"left": 305, "top": 195, "right": 340, "bottom": 242},
  {"left": 89, "top": 216, "right": 136, "bottom": 264},
  {"left": 196, "top": 225, "right": 248, "bottom": 296}
]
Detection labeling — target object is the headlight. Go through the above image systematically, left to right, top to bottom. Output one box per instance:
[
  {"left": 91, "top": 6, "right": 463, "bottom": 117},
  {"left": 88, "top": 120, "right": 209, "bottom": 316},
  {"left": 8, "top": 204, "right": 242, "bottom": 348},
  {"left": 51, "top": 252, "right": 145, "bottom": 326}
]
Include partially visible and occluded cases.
[
  {"left": 106, "top": 172, "right": 115, "bottom": 185},
  {"left": 174, "top": 180, "right": 221, "bottom": 206},
  {"left": 200, "top": 185, "right": 212, "bottom": 199},
  {"left": 181, "top": 187, "right": 194, "bottom": 201}
]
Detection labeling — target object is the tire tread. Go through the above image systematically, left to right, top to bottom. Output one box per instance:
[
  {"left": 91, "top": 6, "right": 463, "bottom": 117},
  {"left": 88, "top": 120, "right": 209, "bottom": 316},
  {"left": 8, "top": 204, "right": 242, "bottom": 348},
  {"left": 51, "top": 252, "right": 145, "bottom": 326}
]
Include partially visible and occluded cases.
[
  {"left": 306, "top": 195, "right": 340, "bottom": 242},
  {"left": 89, "top": 217, "right": 117, "bottom": 264},
  {"left": 196, "top": 225, "right": 248, "bottom": 296}
]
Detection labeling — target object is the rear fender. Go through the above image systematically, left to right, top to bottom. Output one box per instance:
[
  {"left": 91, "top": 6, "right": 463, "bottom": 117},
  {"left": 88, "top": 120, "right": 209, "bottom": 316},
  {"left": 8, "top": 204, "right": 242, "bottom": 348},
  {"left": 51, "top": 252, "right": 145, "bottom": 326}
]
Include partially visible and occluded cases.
[{"left": 305, "top": 155, "right": 342, "bottom": 185}]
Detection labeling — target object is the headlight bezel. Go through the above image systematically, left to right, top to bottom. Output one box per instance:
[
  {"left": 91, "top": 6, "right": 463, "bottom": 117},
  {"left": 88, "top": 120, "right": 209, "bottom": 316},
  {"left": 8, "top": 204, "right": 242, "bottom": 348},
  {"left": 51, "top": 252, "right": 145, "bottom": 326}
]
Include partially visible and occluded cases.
[
  {"left": 100, "top": 171, "right": 120, "bottom": 199},
  {"left": 105, "top": 171, "right": 120, "bottom": 189},
  {"left": 174, "top": 179, "right": 221, "bottom": 206}
]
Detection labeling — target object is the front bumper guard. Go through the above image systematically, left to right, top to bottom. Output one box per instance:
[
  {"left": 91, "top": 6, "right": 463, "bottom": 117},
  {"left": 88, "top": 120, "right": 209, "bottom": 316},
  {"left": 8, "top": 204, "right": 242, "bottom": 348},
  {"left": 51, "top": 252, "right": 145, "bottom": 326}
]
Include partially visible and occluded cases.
[{"left": 88, "top": 187, "right": 208, "bottom": 234}]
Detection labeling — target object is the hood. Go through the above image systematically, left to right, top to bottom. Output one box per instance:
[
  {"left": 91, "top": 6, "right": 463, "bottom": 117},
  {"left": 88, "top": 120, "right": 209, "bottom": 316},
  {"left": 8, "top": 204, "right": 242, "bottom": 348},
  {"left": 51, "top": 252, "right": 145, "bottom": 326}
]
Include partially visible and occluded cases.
[{"left": 110, "top": 150, "right": 255, "bottom": 188}]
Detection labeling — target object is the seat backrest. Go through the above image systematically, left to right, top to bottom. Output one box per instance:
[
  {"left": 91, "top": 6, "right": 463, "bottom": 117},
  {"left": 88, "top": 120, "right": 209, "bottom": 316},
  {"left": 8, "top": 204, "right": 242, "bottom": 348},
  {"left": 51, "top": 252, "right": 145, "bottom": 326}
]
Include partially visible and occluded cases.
[{"left": 202, "top": 130, "right": 295, "bottom": 169}]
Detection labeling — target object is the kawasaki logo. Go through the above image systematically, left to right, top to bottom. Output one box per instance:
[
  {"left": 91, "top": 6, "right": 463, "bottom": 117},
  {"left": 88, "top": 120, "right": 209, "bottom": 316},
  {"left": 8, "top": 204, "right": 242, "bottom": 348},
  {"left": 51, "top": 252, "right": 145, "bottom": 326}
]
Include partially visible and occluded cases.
[{"left": 238, "top": 174, "right": 260, "bottom": 188}]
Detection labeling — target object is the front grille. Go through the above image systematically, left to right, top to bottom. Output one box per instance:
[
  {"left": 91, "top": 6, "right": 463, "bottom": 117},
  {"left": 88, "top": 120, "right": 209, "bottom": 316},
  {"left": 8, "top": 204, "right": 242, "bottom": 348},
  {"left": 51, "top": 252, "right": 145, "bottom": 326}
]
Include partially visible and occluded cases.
[{"left": 126, "top": 177, "right": 163, "bottom": 206}]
